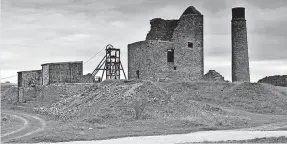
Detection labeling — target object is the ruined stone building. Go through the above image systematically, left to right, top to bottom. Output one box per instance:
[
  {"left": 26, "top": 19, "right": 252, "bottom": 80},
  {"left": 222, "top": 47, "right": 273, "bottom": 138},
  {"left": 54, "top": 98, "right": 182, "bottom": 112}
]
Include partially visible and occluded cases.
[
  {"left": 128, "top": 6, "right": 204, "bottom": 81},
  {"left": 128, "top": 6, "right": 251, "bottom": 82}
]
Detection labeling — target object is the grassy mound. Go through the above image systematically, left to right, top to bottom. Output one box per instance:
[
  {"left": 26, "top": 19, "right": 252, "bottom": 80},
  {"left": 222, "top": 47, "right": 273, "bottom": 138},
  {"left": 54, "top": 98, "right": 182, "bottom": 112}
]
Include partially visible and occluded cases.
[
  {"left": 258, "top": 75, "right": 287, "bottom": 87},
  {"left": 164, "top": 81, "right": 287, "bottom": 115},
  {"left": 223, "top": 83, "right": 287, "bottom": 114}
]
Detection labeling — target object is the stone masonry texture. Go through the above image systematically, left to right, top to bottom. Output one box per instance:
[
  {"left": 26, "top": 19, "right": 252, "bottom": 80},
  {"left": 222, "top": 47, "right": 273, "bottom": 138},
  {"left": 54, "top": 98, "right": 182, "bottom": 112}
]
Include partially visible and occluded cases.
[
  {"left": 128, "top": 6, "right": 204, "bottom": 81},
  {"left": 231, "top": 7, "right": 250, "bottom": 82},
  {"left": 146, "top": 18, "right": 178, "bottom": 41},
  {"left": 41, "top": 61, "right": 83, "bottom": 85},
  {"left": 42, "top": 65, "right": 49, "bottom": 85},
  {"left": 17, "top": 70, "right": 42, "bottom": 87},
  {"left": 17, "top": 70, "right": 42, "bottom": 102}
]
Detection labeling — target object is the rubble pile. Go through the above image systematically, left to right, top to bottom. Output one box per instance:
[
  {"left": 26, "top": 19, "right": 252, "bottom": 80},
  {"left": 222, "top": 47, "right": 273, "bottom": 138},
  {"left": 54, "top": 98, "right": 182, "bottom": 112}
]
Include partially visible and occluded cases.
[
  {"left": 202, "top": 70, "right": 225, "bottom": 82},
  {"left": 34, "top": 80, "right": 170, "bottom": 121}
]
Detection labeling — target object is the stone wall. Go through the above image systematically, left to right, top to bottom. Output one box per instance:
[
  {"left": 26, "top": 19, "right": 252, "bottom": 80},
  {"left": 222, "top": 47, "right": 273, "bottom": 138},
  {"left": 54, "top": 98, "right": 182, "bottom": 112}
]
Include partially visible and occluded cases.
[
  {"left": 171, "top": 13, "right": 204, "bottom": 79},
  {"left": 146, "top": 18, "right": 178, "bottom": 41},
  {"left": 128, "top": 40, "right": 203, "bottom": 81},
  {"left": 128, "top": 41, "right": 174, "bottom": 80},
  {"left": 128, "top": 41, "right": 148, "bottom": 80},
  {"left": 42, "top": 61, "right": 83, "bottom": 85},
  {"left": 69, "top": 62, "right": 83, "bottom": 82},
  {"left": 49, "top": 63, "right": 71, "bottom": 83},
  {"left": 42, "top": 65, "right": 49, "bottom": 85},
  {"left": 17, "top": 70, "right": 42, "bottom": 87},
  {"left": 77, "top": 73, "right": 96, "bottom": 83},
  {"left": 18, "top": 87, "right": 24, "bottom": 102}
]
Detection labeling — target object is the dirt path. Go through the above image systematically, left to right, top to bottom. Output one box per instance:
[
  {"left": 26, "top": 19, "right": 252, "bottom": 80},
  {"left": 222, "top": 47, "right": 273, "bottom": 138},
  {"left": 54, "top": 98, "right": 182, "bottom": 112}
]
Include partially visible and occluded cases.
[
  {"left": 1, "top": 110, "right": 46, "bottom": 143},
  {"left": 1, "top": 113, "right": 28, "bottom": 137}
]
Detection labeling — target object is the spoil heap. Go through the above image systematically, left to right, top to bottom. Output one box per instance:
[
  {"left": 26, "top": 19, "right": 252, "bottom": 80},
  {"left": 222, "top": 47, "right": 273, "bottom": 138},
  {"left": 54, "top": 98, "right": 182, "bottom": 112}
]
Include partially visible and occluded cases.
[
  {"left": 35, "top": 80, "right": 249, "bottom": 127},
  {"left": 165, "top": 81, "right": 287, "bottom": 115}
]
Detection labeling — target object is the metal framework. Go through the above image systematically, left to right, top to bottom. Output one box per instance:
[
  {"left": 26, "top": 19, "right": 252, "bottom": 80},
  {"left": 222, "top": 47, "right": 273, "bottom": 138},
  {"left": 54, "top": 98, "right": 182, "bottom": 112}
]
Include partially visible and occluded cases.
[{"left": 92, "top": 44, "right": 127, "bottom": 81}]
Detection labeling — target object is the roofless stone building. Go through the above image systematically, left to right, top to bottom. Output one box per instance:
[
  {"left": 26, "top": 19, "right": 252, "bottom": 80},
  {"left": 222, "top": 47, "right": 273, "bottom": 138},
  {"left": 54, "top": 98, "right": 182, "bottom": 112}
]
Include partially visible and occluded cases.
[{"left": 128, "top": 6, "right": 204, "bottom": 81}]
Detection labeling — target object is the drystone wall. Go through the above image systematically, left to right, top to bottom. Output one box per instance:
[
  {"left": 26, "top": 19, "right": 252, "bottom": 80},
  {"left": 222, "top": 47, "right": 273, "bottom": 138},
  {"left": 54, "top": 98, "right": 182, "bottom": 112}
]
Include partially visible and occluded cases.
[{"left": 146, "top": 18, "right": 178, "bottom": 41}]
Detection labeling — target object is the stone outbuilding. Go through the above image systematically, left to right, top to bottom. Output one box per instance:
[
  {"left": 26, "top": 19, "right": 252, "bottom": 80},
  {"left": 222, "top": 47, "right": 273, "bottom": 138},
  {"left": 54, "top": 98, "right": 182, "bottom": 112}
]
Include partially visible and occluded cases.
[
  {"left": 17, "top": 61, "right": 95, "bottom": 102},
  {"left": 41, "top": 61, "right": 83, "bottom": 85},
  {"left": 17, "top": 70, "right": 42, "bottom": 87}
]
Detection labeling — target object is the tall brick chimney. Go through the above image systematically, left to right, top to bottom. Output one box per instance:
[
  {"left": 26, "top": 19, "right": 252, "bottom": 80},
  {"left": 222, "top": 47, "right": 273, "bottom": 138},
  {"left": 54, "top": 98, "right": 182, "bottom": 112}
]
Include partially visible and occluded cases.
[{"left": 231, "top": 7, "right": 250, "bottom": 82}]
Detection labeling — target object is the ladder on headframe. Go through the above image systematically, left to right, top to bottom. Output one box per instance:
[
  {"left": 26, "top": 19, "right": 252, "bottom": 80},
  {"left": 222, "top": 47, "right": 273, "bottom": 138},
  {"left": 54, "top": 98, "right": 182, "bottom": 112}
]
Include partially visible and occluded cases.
[{"left": 92, "top": 44, "right": 127, "bottom": 82}]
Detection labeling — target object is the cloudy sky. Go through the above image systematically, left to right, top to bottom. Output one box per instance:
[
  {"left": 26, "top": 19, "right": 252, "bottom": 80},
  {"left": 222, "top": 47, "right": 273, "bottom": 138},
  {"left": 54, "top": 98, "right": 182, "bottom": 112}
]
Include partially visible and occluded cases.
[{"left": 1, "top": 0, "right": 287, "bottom": 83}]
